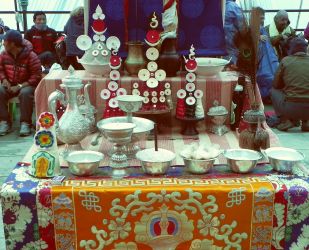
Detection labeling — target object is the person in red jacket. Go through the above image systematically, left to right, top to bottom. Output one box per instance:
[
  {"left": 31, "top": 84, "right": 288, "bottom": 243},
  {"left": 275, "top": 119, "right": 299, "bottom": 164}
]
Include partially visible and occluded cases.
[
  {"left": 24, "top": 11, "right": 58, "bottom": 72},
  {"left": 305, "top": 22, "right": 309, "bottom": 41},
  {"left": 0, "top": 30, "right": 42, "bottom": 136}
]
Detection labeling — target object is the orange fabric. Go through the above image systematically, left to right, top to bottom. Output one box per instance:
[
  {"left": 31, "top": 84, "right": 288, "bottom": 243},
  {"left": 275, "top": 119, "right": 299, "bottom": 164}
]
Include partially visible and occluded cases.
[{"left": 51, "top": 177, "right": 275, "bottom": 250}]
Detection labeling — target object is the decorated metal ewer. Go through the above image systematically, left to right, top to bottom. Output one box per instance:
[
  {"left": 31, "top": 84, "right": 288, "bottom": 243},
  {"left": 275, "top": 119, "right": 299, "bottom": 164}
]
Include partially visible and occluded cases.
[
  {"left": 48, "top": 67, "right": 94, "bottom": 157},
  {"left": 239, "top": 105, "right": 270, "bottom": 151}
]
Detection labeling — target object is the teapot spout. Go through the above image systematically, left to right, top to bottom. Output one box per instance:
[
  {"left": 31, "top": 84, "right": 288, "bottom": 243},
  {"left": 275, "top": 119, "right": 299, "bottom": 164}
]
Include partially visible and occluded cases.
[{"left": 48, "top": 90, "right": 65, "bottom": 126}]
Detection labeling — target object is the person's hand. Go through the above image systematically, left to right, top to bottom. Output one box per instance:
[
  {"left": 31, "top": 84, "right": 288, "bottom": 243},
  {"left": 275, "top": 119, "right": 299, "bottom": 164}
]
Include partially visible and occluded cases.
[
  {"left": 282, "top": 34, "right": 289, "bottom": 40},
  {"left": 260, "top": 35, "right": 268, "bottom": 42},
  {"left": 1, "top": 79, "right": 10, "bottom": 89},
  {"left": 9, "top": 85, "right": 21, "bottom": 94}
]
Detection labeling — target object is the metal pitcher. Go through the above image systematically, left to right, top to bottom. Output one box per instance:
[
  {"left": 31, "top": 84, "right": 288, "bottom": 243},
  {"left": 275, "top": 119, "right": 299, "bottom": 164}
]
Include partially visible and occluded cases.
[{"left": 48, "top": 67, "right": 93, "bottom": 156}]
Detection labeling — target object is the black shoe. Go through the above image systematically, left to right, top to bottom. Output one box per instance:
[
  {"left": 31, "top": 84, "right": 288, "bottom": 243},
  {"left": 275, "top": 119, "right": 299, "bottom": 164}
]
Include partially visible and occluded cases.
[{"left": 276, "top": 120, "right": 299, "bottom": 131}]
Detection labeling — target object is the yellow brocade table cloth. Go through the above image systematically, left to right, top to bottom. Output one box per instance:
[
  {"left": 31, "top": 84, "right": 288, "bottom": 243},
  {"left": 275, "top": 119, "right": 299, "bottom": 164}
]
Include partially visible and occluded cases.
[{"left": 51, "top": 176, "right": 275, "bottom": 250}]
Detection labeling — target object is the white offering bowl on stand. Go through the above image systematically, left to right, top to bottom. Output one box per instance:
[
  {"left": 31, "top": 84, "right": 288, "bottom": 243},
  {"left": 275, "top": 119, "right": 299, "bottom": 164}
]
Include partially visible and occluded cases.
[
  {"left": 196, "top": 58, "right": 229, "bottom": 77},
  {"left": 116, "top": 95, "right": 144, "bottom": 123},
  {"left": 97, "top": 117, "right": 154, "bottom": 159},
  {"left": 100, "top": 123, "right": 136, "bottom": 176}
]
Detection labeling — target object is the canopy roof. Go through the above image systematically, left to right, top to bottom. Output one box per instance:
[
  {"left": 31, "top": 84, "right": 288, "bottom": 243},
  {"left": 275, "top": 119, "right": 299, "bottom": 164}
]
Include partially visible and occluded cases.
[{"left": 0, "top": 0, "right": 308, "bottom": 33}]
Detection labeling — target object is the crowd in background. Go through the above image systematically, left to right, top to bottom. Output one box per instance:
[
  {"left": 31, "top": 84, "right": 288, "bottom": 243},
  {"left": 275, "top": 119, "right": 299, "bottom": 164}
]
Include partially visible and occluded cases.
[{"left": 0, "top": 3, "right": 308, "bottom": 136}]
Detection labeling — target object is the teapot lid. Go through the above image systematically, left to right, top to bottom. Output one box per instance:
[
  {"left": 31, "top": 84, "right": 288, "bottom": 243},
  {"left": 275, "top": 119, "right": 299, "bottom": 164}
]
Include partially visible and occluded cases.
[
  {"left": 61, "top": 66, "right": 83, "bottom": 88},
  {"left": 207, "top": 100, "right": 228, "bottom": 116},
  {"left": 243, "top": 108, "right": 266, "bottom": 123}
]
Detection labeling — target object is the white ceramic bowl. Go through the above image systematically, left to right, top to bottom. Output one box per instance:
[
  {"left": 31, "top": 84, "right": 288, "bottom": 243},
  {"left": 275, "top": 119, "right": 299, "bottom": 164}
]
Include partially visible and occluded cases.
[
  {"left": 196, "top": 58, "right": 229, "bottom": 77},
  {"left": 78, "top": 61, "right": 110, "bottom": 76},
  {"left": 264, "top": 147, "right": 305, "bottom": 173},
  {"left": 136, "top": 148, "right": 175, "bottom": 175},
  {"left": 224, "top": 149, "right": 262, "bottom": 173},
  {"left": 66, "top": 150, "right": 104, "bottom": 176}
]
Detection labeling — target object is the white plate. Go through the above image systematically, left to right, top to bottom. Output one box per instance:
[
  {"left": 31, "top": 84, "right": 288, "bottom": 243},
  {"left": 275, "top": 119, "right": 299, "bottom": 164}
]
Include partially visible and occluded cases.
[
  {"left": 76, "top": 35, "right": 92, "bottom": 51},
  {"left": 106, "top": 36, "right": 121, "bottom": 51},
  {"left": 146, "top": 47, "right": 159, "bottom": 61},
  {"left": 147, "top": 61, "right": 158, "bottom": 72},
  {"left": 138, "top": 69, "right": 150, "bottom": 81},
  {"left": 155, "top": 69, "right": 166, "bottom": 82},
  {"left": 110, "top": 70, "right": 120, "bottom": 81},
  {"left": 186, "top": 72, "right": 196, "bottom": 83},
  {"left": 146, "top": 78, "right": 159, "bottom": 88},
  {"left": 108, "top": 81, "right": 118, "bottom": 91},
  {"left": 133, "top": 82, "right": 139, "bottom": 89},
  {"left": 186, "top": 82, "right": 195, "bottom": 92},
  {"left": 117, "top": 88, "right": 127, "bottom": 96},
  {"left": 100, "top": 89, "right": 111, "bottom": 100},
  {"left": 165, "top": 89, "right": 171, "bottom": 95},
  {"left": 177, "top": 89, "right": 186, "bottom": 99},
  {"left": 194, "top": 89, "right": 203, "bottom": 98},
  {"left": 186, "top": 96, "right": 196, "bottom": 105},
  {"left": 109, "top": 98, "right": 119, "bottom": 108}
]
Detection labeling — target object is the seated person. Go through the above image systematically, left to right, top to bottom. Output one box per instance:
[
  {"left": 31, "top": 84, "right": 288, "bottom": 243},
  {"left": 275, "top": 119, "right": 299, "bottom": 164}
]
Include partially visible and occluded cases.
[
  {"left": 255, "top": 7, "right": 279, "bottom": 102},
  {"left": 265, "top": 10, "right": 296, "bottom": 61},
  {"left": 24, "top": 11, "right": 57, "bottom": 71},
  {"left": 0, "top": 18, "right": 10, "bottom": 53},
  {"left": 0, "top": 30, "right": 42, "bottom": 136},
  {"left": 271, "top": 37, "right": 309, "bottom": 131}
]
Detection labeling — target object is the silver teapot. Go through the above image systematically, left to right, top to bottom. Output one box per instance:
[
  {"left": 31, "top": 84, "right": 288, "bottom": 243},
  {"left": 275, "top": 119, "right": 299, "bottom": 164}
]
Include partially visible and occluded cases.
[{"left": 48, "top": 67, "right": 94, "bottom": 155}]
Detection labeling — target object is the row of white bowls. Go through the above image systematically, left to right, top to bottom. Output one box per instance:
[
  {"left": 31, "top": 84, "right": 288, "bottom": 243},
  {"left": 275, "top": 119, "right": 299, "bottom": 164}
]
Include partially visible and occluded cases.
[
  {"left": 66, "top": 147, "right": 305, "bottom": 176},
  {"left": 182, "top": 147, "right": 305, "bottom": 175}
]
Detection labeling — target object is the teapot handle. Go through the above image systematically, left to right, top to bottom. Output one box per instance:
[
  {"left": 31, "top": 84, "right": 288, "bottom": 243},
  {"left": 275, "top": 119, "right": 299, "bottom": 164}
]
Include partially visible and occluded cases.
[
  {"left": 84, "top": 82, "right": 93, "bottom": 112},
  {"left": 48, "top": 90, "right": 65, "bottom": 126}
]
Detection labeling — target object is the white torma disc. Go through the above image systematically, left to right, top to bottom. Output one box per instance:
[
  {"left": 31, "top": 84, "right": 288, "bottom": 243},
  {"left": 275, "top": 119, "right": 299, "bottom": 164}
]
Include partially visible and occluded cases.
[
  {"left": 76, "top": 35, "right": 92, "bottom": 51},
  {"left": 106, "top": 36, "right": 121, "bottom": 51},
  {"left": 97, "top": 43, "right": 103, "bottom": 50},
  {"left": 146, "top": 47, "right": 159, "bottom": 61},
  {"left": 92, "top": 50, "right": 99, "bottom": 57},
  {"left": 101, "top": 50, "right": 109, "bottom": 56},
  {"left": 147, "top": 61, "right": 158, "bottom": 72},
  {"left": 138, "top": 69, "right": 150, "bottom": 81},
  {"left": 155, "top": 69, "right": 166, "bottom": 82},
  {"left": 110, "top": 70, "right": 120, "bottom": 81},
  {"left": 186, "top": 72, "right": 196, "bottom": 83},
  {"left": 146, "top": 78, "right": 159, "bottom": 88},
  {"left": 108, "top": 81, "right": 118, "bottom": 91},
  {"left": 133, "top": 82, "right": 139, "bottom": 89},
  {"left": 165, "top": 82, "right": 171, "bottom": 89},
  {"left": 186, "top": 82, "right": 196, "bottom": 92},
  {"left": 117, "top": 88, "right": 127, "bottom": 96},
  {"left": 100, "top": 89, "right": 111, "bottom": 100},
  {"left": 132, "top": 89, "right": 140, "bottom": 96},
  {"left": 165, "top": 89, "right": 171, "bottom": 96},
  {"left": 177, "top": 89, "right": 186, "bottom": 99},
  {"left": 194, "top": 89, "right": 203, "bottom": 98},
  {"left": 143, "top": 91, "right": 149, "bottom": 97},
  {"left": 151, "top": 91, "right": 157, "bottom": 97},
  {"left": 160, "top": 91, "right": 165, "bottom": 96},
  {"left": 151, "top": 96, "right": 158, "bottom": 103},
  {"left": 159, "top": 96, "right": 166, "bottom": 103},
  {"left": 186, "top": 96, "right": 196, "bottom": 105},
  {"left": 143, "top": 97, "right": 149, "bottom": 103},
  {"left": 109, "top": 98, "right": 119, "bottom": 108}
]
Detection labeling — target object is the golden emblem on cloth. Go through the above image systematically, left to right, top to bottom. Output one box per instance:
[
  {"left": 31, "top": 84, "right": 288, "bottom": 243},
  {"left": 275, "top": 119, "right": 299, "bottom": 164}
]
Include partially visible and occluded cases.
[{"left": 134, "top": 204, "right": 194, "bottom": 250}]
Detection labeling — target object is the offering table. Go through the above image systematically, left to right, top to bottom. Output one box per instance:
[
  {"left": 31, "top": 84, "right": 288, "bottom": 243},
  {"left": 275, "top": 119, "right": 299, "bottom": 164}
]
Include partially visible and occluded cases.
[
  {"left": 34, "top": 70, "right": 239, "bottom": 126},
  {"left": 1, "top": 163, "right": 308, "bottom": 250}
]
